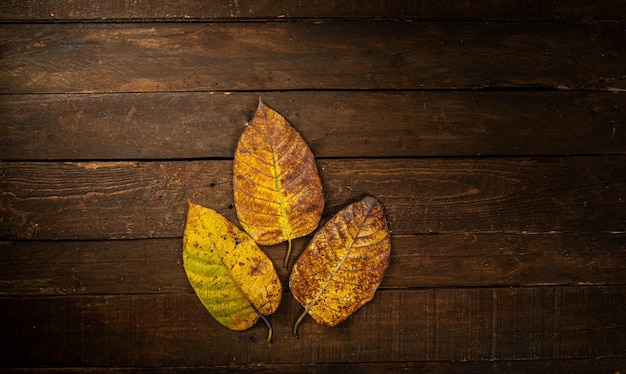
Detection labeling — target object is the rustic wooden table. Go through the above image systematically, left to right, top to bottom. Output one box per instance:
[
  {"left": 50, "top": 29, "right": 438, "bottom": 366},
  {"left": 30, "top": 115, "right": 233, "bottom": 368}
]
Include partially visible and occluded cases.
[{"left": 1, "top": 1, "right": 625, "bottom": 372}]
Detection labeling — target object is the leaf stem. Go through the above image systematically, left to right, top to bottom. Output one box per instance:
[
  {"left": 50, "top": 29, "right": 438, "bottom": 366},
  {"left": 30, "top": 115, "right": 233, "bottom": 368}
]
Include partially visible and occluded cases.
[
  {"left": 283, "top": 238, "right": 292, "bottom": 268},
  {"left": 292, "top": 306, "right": 309, "bottom": 338},
  {"left": 258, "top": 314, "right": 273, "bottom": 343}
]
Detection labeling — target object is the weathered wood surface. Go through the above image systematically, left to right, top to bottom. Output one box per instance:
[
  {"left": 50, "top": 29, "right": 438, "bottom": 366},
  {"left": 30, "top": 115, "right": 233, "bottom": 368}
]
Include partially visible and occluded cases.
[
  {"left": 2, "top": 0, "right": 625, "bottom": 21},
  {"left": 1, "top": 1, "right": 625, "bottom": 372},
  {"left": 1, "top": 22, "right": 625, "bottom": 94},
  {"left": 2, "top": 91, "right": 624, "bottom": 160},
  {"left": 2, "top": 158, "right": 624, "bottom": 240},
  {"left": 2, "top": 232, "right": 625, "bottom": 296},
  {"left": 1, "top": 287, "right": 624, "bottom": 366},
  {"left": 1, "top": 359, "right": 626, "bottom": 374},
  {"left": 2, "top": 359, "right": 626, "bottom": 374}
]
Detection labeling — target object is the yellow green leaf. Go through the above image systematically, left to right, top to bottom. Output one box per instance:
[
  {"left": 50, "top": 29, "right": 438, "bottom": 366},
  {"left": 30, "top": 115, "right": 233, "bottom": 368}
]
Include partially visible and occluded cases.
[
  {"left": 233, "top": 99, "right": 324, "bottom": 267},
  {"left": 289, "top": 196, "right": 391, "bottom": 337},
  {"left": 182, "top": 201, "right": 282, "bottom": 341}
]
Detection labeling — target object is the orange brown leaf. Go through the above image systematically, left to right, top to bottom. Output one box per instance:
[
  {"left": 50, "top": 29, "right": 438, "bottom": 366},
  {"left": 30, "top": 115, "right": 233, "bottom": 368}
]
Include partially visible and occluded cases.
[
  {"left": 233, "top": 99, "right": 324, "bottom": 267},
  {"left": 289, "top": 196, "right": 391, "bottom": 336}
]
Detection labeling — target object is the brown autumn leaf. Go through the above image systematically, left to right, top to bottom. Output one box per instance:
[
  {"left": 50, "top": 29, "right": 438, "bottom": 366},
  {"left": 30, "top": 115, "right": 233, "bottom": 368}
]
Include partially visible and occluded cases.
[
  {"left": 233, "top": 99, "right": 324, "bottom": 267},
  {"left": 289, "top": 196, "right": 391, "bottom": 336}
]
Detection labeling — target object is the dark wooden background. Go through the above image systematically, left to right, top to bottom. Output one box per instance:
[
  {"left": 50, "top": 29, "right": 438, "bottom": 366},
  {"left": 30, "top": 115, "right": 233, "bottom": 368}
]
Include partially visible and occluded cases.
[{"left": 1, "top": 1, "right": 625, "bottom": 372}]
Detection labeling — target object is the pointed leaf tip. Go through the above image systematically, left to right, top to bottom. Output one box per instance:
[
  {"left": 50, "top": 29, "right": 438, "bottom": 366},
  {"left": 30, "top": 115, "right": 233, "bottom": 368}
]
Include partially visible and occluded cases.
[
  {"left": 233, "top": 101, "right": 324, "bottom": 266},
  {"left": 289, "top": 196, "right": 391, "bottom": 334}
]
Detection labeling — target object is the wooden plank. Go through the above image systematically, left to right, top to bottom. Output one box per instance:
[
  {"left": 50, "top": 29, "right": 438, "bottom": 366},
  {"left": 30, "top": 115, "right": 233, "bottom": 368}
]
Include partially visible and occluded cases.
[
  {"left": 1, "top": 0, "right": 625, "bottom": 21},
  {"left": 1, "top": 22, "right": 624, "bottom": 93},
  {"left": 2, "top": 91, "right": 624, "bottom": 160},
  {"left": 0, "top": 156, "right": 626, "bottom": 240},
  {"left": 1, "top": 158, "right": 624, "bottom": 240},
  {"left": 1, "top": 233, "right": 625, "bottom": 296},
  {"left": 1, "top": 286, "right": 624, "bottom": 366},
  {"left": 2, "top": 358, "right": 626, "bottom": 373}
]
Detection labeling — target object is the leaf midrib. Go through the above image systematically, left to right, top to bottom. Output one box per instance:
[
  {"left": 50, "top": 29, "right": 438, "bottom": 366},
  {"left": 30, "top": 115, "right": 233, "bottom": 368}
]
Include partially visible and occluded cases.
[
  {"left": 259, "top": 104, "right": 293, "bottom": 260},
  {"left": 303, "top": 199, "right": 375, "bottom": 314}
]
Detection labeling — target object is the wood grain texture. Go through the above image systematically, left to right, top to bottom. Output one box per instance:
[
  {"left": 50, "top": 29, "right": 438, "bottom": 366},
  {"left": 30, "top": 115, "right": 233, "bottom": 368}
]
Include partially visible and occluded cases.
[
  {"left": 1, "top": 0, "right": 625, "bottom": 21},
  {"left": 2, "top": 1, "right": 625, "bottom": 371},
  {"left": 1, "top": 22, "right": 624, "bottom": 93},
  {"left": 2, "top": 91, "right": 624, "bottom": 160},
  {"left": 1, "top": 158, "right": 624, "bottom": 240},
  {"left": 1, "top": 233, "right": 624, "bottom": 296},
  {"left": 1, "top": 287, "right": 624, "bottom": 366},
  {"left": 1, "top": 359, "right": 625, "bottom": 373},
  {"left": 2, "top": 359, "right": 626, "bottom": 373}
]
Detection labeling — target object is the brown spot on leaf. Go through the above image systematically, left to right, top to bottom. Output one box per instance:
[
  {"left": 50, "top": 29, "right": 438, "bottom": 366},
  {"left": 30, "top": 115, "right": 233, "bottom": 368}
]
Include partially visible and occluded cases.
[{"left": 247, "top": 258, "right": 268, "bottom": 276}]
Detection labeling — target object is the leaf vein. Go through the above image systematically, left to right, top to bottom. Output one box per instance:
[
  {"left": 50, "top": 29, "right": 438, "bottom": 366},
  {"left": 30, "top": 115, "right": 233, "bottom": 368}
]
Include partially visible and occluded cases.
[{"left": 237, "top": 160, "right": 275, "bottom": 180}]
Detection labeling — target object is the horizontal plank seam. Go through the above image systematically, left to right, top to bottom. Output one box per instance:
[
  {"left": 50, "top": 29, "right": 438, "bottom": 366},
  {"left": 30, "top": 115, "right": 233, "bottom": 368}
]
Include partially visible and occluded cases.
[
  {"left": 2, "top": 18, "right": 622, "bottom": 24},
  {"left": 2, "top": 86, "right": 623, "bottom": 96},
  {"left": 3, "top": 153, "right": 626, "bottom": 163},
  {"left": 2, "top": 229, "right": 625, "bottom": 244},
  {"left": 3, "top": 229, "right": 625, "bottom": 243},
  {"left": 3, "top": 284, "right": 625, "bottom": 299},
  {"left": 8, "top": 356, "right": 626, "bottom": 370}
]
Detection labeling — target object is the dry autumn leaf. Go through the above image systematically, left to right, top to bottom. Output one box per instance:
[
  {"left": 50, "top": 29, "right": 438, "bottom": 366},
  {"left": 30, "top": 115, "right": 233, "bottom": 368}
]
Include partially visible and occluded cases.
[
  {"left": 233, "top": 99, "right": 324, "bottom": 267},
  {"left": 289, "top": 196, "right": 391, "bottom": 337},
  {"left": 182, "top": 201, "right": 282, "bottom": 341}
]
